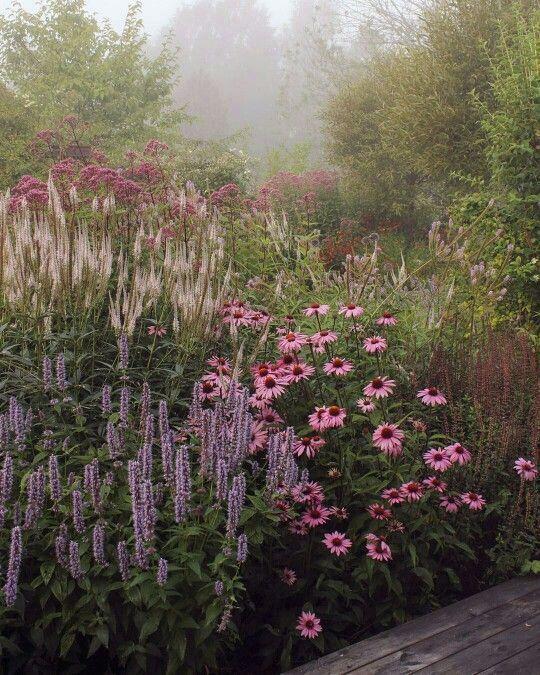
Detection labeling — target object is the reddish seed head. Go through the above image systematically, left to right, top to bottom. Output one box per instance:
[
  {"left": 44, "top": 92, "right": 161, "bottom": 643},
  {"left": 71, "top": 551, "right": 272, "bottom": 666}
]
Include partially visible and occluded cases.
[
  {"left": 347, "top": 303, "right": 356, "bottom": 310},
  {"left": 264, "top": 376, "right": 276, "bottom": 388},
  {"left": 372, "top": 378, "right": 383, "bottom": 389},
  {"left": 428, "top": 387, "right": 438, "bottom": 396},
  {"left": 328, "top": 406, "right": 341, "bottom": 416},
  {"left": 380, "top": 426, "right": 393, "bottom": 439}
]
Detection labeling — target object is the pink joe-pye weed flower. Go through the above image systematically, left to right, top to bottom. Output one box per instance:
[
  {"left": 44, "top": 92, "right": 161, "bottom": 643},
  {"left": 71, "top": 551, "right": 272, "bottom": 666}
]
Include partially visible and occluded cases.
[
  {"left": 303, "top": 303, "right": 330, "bottom": 317},
  {"left": 339, "top": 303, "right": 364, "bottom": 319},
  {"left": 376, "top": 312, "right": 398, "bottom": 326},
  {"left": 277, "top": 331, "right": 309, "bottom": 353},
  {"left": 363, "top": 336, "right": 388, "bottom": 354},
  {"left": 323, "top": 357, "right": 354, "bottom": 377},
  {"left": 363, "top": 376, "right": 396, "bottom": 399},
  {"left": 417, "top": 386, "right": 447, "bottom": 406},
  {"left": 357, "top": 398, "right": 376, "bottom": 413},
  {"left": 324, "top": 405, "right": 347, "bottom": 429},
  {"left": 372, "top": 423, "right": 404, "bottom": 456},
  {"left": 293, "top": 435, "right": 325, "bottom": 459},
  {"left": 446, "top": 442, "right": 472, "bottom": 465},
  {"left": 423, "top": 448, "right": 453, "bottom": 472},
  {"left": 514, "top": 457, "right": 538, "bottom": 481},
  {"left": 423, "top": 476, "right": 447, "bottom": 493},
  {"left": 400, "top": 481, "right": 424, "bottom": 502},
  {"left": 381, "top": 487, "right": 405, "bottom": 505},
  {"left": 461, "top": 492, "right": 486, "bottom": 510},
  {"left": 439, "top": 494, "right": 462, "bottom": 513},
  {"left": 367, "top": 503, "right": 392, "bottom": 520},
  {"left": 322, "top": 531, "right": 353, "bottom": 556},
  {"left": 366, "top": 535, "right": 392, "bottom": 561},
  {"left": 296, "top": 611, "right": 322, "bottom": 639}
]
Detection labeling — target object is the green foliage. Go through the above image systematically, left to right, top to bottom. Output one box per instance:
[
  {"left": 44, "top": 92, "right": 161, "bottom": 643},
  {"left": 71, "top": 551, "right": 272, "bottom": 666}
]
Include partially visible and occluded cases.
[
  {"left": 0, "top": 0, "right": 183, "bottom": 172},
  {"left": 324, "top": 0, "right": 536, "bottom": 223}
]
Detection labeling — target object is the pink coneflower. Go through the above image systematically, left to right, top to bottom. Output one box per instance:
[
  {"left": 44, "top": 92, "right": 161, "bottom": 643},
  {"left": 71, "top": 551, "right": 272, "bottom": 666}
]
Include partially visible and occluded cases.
[
  {"left": 303, "top": 303, "right": 330, "bottom": 317},
  {"left": 339, "top": 303, "right": 364, "bottom": 318},
  {"left": 227, "top": 309, "right": 251, "bottom": 327},
  {"left": 247, "top": 310, "right": 271, "bottom": 327},
  {"left": 376, "top": 312, "right": 397, "bottom": 326},
  {"left": 148, "top": 324, "right": 167, "bottom": 337},
  {"left": 311, "top": 330, "right": 338, "bottom": 353},
  {"left": 278, "top": 331, "right": 308, "bottom": 354},
  {"left": 363, "top": 336, "right": 388, "bottom": 354},
  {"left": 276, "top": 353, "right": 295, "bottom": 368},
  {"left": 207, "top": 356, "right": 231, "bottom": 374},
  {"left": 324, "top": 357, "right": 354, "bottom": 377},
  {"left": 284, "top": 362, "right": 316, "bottom": 384},
  {"left": 255, "top": 375, "right": 287, "bottom": 400},
  {"left": 363, "top": 376, "right": 396, "bottom": 399},
  {"left": 199, "top": 379, "right": 218, "bottom": 401},
  {"left": 417, "top": 386, "right": 447, "bottom": 406},
  {"left": 248, "top": 392, "right": 269, "bottom": 410},
  {"left": 357, "top": 398, "right": 376, "bottom": 413},
  {"left": 324, "top": 405, "right": 347, "bottom": 429},
  {"left": 308, "top": 406, "right": 328, "bottom": 432},
  {"left": 257, "top": 407, "right": 284, "bottom": 426},
  {"left": 411, "top": 419, "right": 427, "bottom": 433},
  {"left": 249, "top": 421, "right": 268, "bottom": 454},
  {"left": 372, "top": 423, "right": 404, "bottom": 456},
  {"left": 293, "top": 436, "right": 326, "bottom": 459},
  {"left": 446, "top": 443, "right": 472, "bottom": 466},
  {"left": 423, "top": 448, "right": 452, "bottom": 472},
  {"left": 514, "top": 458, "right": 538, "bottom": 481},
  {"left": 423, "top": 476, "right": 447, "bottom": 493},
  {"left": 291, "top": 481, "right": 324, "bottom": 504},
  {"left": 400, "top": 481, "right": 424, "bottom": 502},
  {"left": 381, "top": 488, "right": 405, "bottom": 505},
  {"left": 461, "top": 492, "right": 486, "bottom": 511},
  {"left": 440, "top": 494, "right": 461, "bottom": 513},
  {"left": 367, "top": 503, "right": 392, "bottom": 520},
  {"left": 302, "top": 505, "right": 331, "bottom": 528},
  {"left": 288, "top": 519, "right": 309, "bottom": 535},
  {"left": 322, "top": 531, "right": 352, "bottom": 556},
  {"left": 366, "top": 536, "right": 392, "bottom": 562},
  {"left": 281, "top": 568, "right": 297, "bottom": 586},
  {"left": 296, "top": 611, "right": 322, "bottom": 639}
]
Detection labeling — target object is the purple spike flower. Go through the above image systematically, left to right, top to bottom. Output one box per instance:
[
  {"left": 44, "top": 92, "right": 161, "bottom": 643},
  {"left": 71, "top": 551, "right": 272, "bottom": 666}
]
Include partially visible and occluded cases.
[
  {"left": 118, "top": 333, "right": 129, "bottom": 370},
  {"left": 55, "top": 353, "right": 68, "bottom": 392},
  {"left": 42, "top": 356, "right": 52, "bottom": 392},
  {"left": 139, "top": 382, "right": 151, "bottom": 432},
  {"left": 101, "top": 385, "right": 112, "bottom": 415},
  {"left": 119, "top": 387, "right": 130, "bottom": 428},
  {"left": 158, "top": 401, "right": 174, "bottom": 485},
  {"left": 106, "top": 421, "right": 120, "bottom": 459},
  {"left": 174, "top": 447, "right": 191, "bottom": 523},
  {"left": 48, "top": 454, "right": 61, "bottom": 504},
  {"left": 216, "top": 458, "right": 228, "bottom": 501},
  {"left": 84, "top": 459, "right": 100, "bottom": 512},
  {"left": 24, "top": 466, "right": 45, "bottom": 529},
  {"left": 226, "top": 473, "right": 246, "bottom": 538},
  {"left": 140, "top": 479, "right": 156, "bottom": 541},
  {"left": 72, "top": 490, "right": 85, "bottom": 534},
  {"left": 55, "top": 524, "right": 69, "bottom": 568},
  {"left": 92, "top": 524, "right": 108, "bottom": 566},
  {"left": 3, "top": 526, "right": 22, "bottom": 606},
  {"left": 237, "top": 533, "right": 248, "bottom": 563},
  {"left": 68, "top": 540, "right": 83, "bottom": 580},
  {"left": 116, "top": 541, "right": 130, "bottom": 581},
  {"left": 156, "top": 557, "right": 168, "bottom": 586},
  {"left": 214, "top": 580, "right": 224, "bottom": 596}
]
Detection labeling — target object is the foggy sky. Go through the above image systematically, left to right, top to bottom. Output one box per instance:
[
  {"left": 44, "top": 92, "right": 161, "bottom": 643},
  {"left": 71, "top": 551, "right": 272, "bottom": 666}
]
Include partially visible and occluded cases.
[{"left": 0, "top": 0, "right": 294, "bottom": 34}]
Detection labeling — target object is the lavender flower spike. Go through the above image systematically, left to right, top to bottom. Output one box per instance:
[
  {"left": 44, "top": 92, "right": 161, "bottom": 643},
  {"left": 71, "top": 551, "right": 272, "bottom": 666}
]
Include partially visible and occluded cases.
[
  {"left": 55, "top": 353, "right": 68, "bottom": 392},
  {"left": 3, "top": 526, "right": 22, "bottom": 607},
  {"left": 68, "top": 540, "right": 83, "bottom": 580},
  {"left": 157, "top": 558, "right": 168, "bottom": 586}
]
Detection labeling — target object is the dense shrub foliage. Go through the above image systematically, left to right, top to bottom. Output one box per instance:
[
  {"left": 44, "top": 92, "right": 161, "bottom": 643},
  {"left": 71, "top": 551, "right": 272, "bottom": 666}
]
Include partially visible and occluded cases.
[{"left": 0, "top": 142, "right": 537, "bottom": 672}]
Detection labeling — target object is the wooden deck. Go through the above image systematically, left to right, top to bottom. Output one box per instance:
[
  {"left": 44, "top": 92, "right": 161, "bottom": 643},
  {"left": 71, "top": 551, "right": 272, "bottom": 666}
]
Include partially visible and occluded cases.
[{"left": 285, "top": 576, "right": 540, "bottom": 674}]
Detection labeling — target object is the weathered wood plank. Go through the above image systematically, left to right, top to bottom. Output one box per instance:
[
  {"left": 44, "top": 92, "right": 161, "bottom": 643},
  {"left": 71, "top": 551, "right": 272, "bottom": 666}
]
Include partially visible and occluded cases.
[
  {"left": 284, "top": 577, "right": 540, "bottom": 675},
  {"left": 347, "top": 590, "right": 540, "bottom": 673},
  {"left": 419, "top": 611, "right": 540, "bottom": 674},
  {"left": 478, "top": 642, "right": 540, "bottom": 673}
]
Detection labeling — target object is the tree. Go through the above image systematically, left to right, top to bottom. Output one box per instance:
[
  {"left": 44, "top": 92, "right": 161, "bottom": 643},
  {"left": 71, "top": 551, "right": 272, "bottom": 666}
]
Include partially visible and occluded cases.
[
  {"left": 0, "top": 0, "right": 182, "bottom": 159},
  {"left": 164, "top": 0, "right": 281, "bottom": 153}
]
